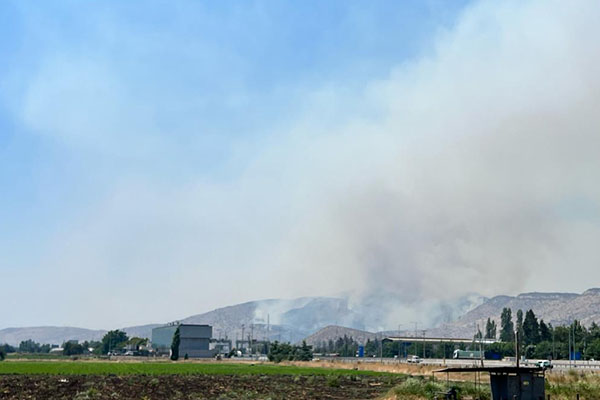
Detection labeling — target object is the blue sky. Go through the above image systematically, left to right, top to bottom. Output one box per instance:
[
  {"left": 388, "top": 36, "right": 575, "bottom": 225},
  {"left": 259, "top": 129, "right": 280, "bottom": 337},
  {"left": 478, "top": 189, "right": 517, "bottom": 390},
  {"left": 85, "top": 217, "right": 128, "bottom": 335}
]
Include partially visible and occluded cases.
[
  {"left": 0, "top": 0, "right": 467, "bottom": 248},
  {"left": 0, "top": 0, "right": 470, "bottom": 328},
  {"left": 2, "top": 0, "right": 600, "bottom": 330}
]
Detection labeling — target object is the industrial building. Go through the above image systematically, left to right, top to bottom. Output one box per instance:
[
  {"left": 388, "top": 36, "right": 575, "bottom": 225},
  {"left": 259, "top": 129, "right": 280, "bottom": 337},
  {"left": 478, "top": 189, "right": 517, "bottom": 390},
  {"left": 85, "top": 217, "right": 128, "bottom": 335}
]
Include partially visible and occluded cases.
[{"left": 152, "top": 324, "right": 214, "bottom": 358}]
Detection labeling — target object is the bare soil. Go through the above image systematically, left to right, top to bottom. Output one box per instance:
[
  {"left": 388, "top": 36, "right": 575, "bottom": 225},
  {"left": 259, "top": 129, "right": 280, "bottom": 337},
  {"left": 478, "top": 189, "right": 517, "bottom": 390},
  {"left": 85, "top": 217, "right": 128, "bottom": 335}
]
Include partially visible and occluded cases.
[{"left": 0, "top": 374, "right": 402, "bottom": 400}]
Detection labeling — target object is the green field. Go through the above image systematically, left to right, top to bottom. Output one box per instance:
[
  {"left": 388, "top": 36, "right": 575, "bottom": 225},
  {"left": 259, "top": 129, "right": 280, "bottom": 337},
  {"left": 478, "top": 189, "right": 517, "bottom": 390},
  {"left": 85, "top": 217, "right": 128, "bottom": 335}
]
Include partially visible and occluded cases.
[{"left": 0, "top": 361, "right": 394, "bottom": 376}]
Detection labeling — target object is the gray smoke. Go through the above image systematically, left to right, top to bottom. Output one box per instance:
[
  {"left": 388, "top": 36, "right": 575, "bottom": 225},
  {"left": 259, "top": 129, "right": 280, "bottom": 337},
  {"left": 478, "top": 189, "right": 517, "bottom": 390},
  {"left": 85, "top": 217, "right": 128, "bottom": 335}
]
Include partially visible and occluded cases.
[
  {"left": 9, "top": 0, "right": 600, "bottom": 329},
  {"left": 249, "top": 0, "right": 600, "bottom": 328}
]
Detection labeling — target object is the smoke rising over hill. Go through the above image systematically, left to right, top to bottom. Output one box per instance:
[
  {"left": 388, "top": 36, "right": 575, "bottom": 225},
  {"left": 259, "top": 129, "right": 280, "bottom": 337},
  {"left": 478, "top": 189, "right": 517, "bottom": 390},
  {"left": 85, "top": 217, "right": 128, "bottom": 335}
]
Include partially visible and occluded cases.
[
  {"left": 3, "top": 0, "right": 600, "bottom": 329},
  {"left": 252, "top": 0, "right": 600, "bottom": 328}
]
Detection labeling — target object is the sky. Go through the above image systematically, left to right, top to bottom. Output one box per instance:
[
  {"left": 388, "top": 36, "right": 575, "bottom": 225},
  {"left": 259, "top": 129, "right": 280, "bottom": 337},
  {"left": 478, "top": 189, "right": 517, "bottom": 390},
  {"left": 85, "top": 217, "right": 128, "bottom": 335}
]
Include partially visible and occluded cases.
[{"left": 1, "top": 0, "right": 600, "bottom": 330}]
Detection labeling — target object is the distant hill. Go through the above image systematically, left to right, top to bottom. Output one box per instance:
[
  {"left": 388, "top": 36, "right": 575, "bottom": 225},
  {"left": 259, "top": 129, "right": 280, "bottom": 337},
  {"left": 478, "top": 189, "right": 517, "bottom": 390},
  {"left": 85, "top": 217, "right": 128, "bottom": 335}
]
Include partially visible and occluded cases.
[
  {"left": 5, "top": 289, "right": 600, "bottom": 347},
  {"left": 429, "top": 289, "right": 600, "bottom": 338},
  {"left": 179, "top": 296, "right": 363, "bottom": 344},
  {"left": 0, "top": 297, "right": 358, "bottom": 346},
  {"left": 121, "top": 324, "right": 162, "bottom": 340},
  {"left": 303, "top": 325, "right": 378, "bottom": 347},
  {"left": 0, "top": 326, "right": 106, "bottom": 347}
]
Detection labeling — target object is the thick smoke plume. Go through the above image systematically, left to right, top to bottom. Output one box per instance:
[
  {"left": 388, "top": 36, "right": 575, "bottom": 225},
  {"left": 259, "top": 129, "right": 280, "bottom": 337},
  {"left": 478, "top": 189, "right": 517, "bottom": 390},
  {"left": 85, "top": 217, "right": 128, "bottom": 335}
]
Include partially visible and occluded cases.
[
  {"left": 8, "top": 0, "right": 600, "bottom": 329},
  {"left": 252, "top": 0, "right": 600, "bottom": 328}
]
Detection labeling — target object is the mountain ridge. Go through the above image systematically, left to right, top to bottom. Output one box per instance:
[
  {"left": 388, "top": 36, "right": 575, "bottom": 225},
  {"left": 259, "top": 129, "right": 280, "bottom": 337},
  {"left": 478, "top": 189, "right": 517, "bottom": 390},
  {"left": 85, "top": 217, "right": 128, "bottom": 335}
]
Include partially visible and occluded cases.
[{"left": 4, "top": 288, "right": 600, "bottom": 347}]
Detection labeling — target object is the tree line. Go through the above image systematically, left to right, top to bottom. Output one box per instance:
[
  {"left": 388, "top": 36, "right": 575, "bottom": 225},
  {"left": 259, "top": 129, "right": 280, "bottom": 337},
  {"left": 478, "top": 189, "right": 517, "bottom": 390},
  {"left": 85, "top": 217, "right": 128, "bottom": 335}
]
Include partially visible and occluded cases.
[
  {"left": 487, "top": 307, "right": 600, "bottom": 360},
  {"left": 311, "top": 309, "right": 600, "bottom": 361},
  {"left": 0, "top": 330, "right": 148, "bottom": 358},
  {"left": 313, "top": 335, "right": 458, "bottom": 359},
  {"left": 268, "top": 340, "right": 313, "bottom": 362}
]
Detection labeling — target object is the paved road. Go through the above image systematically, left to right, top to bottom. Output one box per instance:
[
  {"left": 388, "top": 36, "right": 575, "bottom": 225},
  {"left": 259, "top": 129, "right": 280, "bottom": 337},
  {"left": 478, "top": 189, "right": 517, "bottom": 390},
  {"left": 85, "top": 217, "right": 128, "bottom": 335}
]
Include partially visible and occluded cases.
[{"left": 319, "top": 356, "right": 600, "bottom": 369}]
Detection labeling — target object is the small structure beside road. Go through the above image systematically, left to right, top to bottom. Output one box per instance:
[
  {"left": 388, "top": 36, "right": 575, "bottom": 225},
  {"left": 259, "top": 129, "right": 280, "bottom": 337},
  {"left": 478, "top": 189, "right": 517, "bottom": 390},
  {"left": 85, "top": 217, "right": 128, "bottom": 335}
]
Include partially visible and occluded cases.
[{"left": 434, "top": 366, "right": 546, "bottom": 400}]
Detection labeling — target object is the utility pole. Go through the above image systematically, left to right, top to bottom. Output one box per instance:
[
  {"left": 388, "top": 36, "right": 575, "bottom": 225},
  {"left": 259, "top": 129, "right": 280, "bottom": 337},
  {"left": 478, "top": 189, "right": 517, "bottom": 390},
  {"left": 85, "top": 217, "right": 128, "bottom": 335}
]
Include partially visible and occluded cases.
[
  {"left": 573, "top": 320, "right": 576, "bottom": 366},
  {"left": 411, "top": 321, "right": 418, "bottom": 356},
  {"left": 251, "top": 323, "right": 254, "bottom": 354},
  {"left": 477, "top": 323, "right": 484, "bottom": 368},
  {"left": 241, "top": 324, "right": 245, "bottom": 353},
  {"left": 397, "top": 324, "right": 403, "bottom": 358},
  {"left": 568, "top": 324, "right": 571, "bottom": 367},
  {"left": 552, "top": 328, "right": 555, "bottom": 361},
  {"left": 515, "top": 329, "right": 520, "bottom": 368},
  {"left": 379, "top": 333, "right": 383, "bottom": 363}
]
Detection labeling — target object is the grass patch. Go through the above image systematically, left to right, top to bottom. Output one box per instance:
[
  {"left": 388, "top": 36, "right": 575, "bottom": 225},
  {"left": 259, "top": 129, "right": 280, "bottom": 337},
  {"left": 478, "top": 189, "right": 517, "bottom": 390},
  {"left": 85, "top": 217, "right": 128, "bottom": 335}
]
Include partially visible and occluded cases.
[
  {"left": 6, "top": 353, "right": 72, "bottom": 360},
  {"left": 0, "top": 361, "right": 397, "bottom": 377},
  {"left": 546, "top": 371, "right": 600, "bottom": 399},
  {"left": 390, "top": 376, "right": 491, "bottom": 400}
]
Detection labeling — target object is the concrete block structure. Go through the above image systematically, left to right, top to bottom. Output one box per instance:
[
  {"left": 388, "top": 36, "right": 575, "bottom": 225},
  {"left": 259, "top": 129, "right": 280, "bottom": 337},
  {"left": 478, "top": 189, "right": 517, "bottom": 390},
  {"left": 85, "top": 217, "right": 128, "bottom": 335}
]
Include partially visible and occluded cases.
[
  {"left": 152, "top": 324, "right": 214, "bottom": 358},
  {"left": 436, "top": 366, "right": 546, "bottom": 400}
]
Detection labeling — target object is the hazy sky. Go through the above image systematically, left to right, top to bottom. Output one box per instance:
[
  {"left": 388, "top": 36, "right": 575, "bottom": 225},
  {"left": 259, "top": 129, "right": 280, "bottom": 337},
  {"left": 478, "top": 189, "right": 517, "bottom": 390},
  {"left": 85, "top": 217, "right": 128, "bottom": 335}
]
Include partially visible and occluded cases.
[{"left": 2, "top": 0, "right": 600, "bottom": 330}]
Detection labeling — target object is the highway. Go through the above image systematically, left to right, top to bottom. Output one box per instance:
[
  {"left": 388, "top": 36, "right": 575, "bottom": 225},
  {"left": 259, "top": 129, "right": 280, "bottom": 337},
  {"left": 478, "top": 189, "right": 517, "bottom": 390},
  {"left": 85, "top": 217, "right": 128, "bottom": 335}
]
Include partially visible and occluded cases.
[{"left": 318, "top": 356, "right": 600, "bottom": 370}]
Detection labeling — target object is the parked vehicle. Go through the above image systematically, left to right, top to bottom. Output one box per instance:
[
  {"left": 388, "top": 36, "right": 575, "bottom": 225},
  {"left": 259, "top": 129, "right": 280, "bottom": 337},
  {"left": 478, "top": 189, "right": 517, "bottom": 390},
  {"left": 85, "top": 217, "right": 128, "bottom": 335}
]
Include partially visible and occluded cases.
[{"left": 407, "top": 355, "right": 422, "bottom": 363}]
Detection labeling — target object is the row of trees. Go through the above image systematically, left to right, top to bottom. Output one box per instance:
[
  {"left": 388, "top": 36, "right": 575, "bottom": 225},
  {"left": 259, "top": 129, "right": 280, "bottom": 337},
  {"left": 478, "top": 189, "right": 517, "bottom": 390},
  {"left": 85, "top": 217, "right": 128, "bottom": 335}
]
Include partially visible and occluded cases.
[
  {"left": 490, "top": 307, "right": 600, "bottom": 360},
  {"left": 497, "top": 308, "right": 552, "bottom": 345},
  {"left": 312, "top": 310, "right": 600, "bottom": 361},
  {"left": 0, "top": 330, "right": 147, "bottom": 357},
  {"left": 313, "top": 335, "right": 459, "bottom": 359},
  {"left": 314, "top": 335, "right": 362, "bottom": 357},
  {"left": 268, "top": 341, "right": 313, "bottom": 362}
]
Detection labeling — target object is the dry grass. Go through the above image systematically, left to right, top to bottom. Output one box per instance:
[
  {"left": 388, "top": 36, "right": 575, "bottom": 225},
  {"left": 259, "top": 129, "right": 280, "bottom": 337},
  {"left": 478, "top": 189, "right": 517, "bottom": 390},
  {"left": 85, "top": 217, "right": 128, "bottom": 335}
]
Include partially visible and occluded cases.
[
  {"left": 283, "top": 359, "right": 440, "bottom": 375},
  {"left": 297, "top": 360, "right": 600, "bottom": 399},
  {"left": 545, "top": 369, "right": 600, "bottom": 400}
]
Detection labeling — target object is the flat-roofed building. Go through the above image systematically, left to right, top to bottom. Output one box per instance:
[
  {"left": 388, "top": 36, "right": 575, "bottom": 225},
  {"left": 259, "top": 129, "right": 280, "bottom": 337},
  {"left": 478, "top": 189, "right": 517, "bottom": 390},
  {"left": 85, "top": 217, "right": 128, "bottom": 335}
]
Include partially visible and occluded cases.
[{"left": 152, "top": 324, "right": 214, "bottom": 358}]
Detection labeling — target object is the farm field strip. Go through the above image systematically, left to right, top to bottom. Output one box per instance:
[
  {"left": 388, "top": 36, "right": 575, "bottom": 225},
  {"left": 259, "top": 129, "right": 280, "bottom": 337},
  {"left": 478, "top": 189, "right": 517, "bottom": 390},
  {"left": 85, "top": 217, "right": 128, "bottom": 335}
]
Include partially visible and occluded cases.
[{"left": 0, "top": 361, "right": 396, "bottom": 376}]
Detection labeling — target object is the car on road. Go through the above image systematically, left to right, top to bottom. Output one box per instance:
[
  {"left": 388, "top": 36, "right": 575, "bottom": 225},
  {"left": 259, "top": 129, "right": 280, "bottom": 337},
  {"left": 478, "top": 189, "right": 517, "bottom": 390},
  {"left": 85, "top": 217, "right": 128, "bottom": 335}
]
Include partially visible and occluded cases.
[
  {"left": 407, "top": 355, "right": 422, "bottom": 363},
  {"left": 536, "top": 360, "right": 553, "bottom": 369}
]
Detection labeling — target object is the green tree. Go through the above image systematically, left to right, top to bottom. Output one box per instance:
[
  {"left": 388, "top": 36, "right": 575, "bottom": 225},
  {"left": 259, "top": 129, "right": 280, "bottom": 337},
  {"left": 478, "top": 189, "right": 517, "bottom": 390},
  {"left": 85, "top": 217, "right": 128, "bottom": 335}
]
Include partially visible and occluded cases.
[
  {"left": 499, "top": 308, "right": 514, "bottom": 342},
  {"left": 523, "top": 309, "right": 540, "bottom": 345},
  {"left": 485, "top": 318, "right": 497, "bottom": 339},
  {"left": 539, "top": 320, "right": 551, "bottom": 342},
  {"left": 589, "top": 322, "right": 600, "bottom": 341},
  {"left": 170, "top": 326, "right": 181, "bottom": 361},
  {"left": 101, "top": 330, "right": 129, "bottom": 354},
  {"left": 19, "top": 339, "right": 42, "bottom": 353},
  {"left": 365, "top": 339, "right": 378, "bottom": 357},
  {"left": 586, "top": 339, "right": 600, "bottom": 360},
  {"left": 296, "top": 340, "right": 313, "bottom": 361},
  {"left": 63, "top": 341, "right": 84, "bottom": 356},
  {"left": 268, "top": 341, "right": 294, "bottom": 362},
  {"left": 268, "top": 341, "right": 313, "bottom": 362},
  {"left": 533, "top": 341, "right": 553, "bottom": 359},
  {"left": 0, "top": 344, "right": 15, "bottom": 356},
  {"left": 0, "top": 349, "right": 5, "bottom": 361}
]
